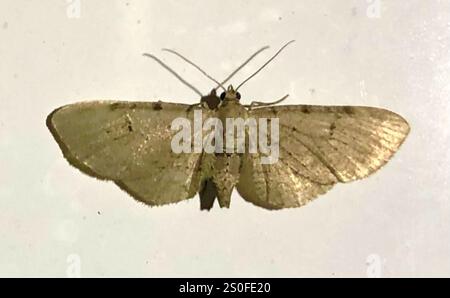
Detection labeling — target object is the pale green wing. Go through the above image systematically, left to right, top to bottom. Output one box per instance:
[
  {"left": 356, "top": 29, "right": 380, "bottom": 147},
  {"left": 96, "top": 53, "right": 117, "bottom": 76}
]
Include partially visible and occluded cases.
[
  {"left": 47, "top": 101, "right": 208, "bottom": 205},
  {"left": 237, "top": 105, "right": 410, "bottom": 210}
]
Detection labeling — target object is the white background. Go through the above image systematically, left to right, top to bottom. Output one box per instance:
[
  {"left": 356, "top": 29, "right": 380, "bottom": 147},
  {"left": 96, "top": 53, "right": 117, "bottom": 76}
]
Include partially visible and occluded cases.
[{"left": 0, "top": 0, "right": 449, "bottom": 277}]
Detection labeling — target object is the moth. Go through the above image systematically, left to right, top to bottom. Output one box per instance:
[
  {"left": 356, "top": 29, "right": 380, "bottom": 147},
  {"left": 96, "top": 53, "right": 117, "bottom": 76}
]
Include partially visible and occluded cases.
[{"left": 47, "top": 41, "right": 410, "bottom": 210}]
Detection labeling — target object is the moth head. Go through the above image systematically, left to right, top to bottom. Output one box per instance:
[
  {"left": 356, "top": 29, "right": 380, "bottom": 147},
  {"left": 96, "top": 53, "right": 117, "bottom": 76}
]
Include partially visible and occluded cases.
[{"left": 220, "top": 85, "right": 241, "bottom": 101}]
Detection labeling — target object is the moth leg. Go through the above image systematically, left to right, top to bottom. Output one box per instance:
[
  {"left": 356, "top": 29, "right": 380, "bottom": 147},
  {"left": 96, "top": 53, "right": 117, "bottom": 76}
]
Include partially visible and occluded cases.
[
  {"left": 245, "top": 94, "right": 289, "bottom": 109},
  {"left": 199, "top": 178, "right": 217, "bottom": 211}
]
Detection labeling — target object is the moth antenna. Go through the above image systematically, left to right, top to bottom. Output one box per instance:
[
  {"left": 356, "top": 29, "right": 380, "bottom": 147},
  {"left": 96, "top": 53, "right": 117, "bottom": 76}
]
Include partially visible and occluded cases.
[
  {"left": 236, "top": 40, "right": 295, "bottom": 91},
  {"left": 219, "top": 46, "right": 270, "bottom": 87},
  {"left": 162, "top": 48, "right": 226, "bottom": 92},
  {"left": 143, "top": 53, "right": 203, "bottom": 97},
  {"left": 245, "top": 94, "right": 289, "bottom": 108}
]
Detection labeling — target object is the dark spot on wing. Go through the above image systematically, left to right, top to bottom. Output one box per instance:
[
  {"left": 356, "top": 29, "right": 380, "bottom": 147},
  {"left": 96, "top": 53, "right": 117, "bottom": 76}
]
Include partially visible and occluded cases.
[
  {"left": 110, "top": 102, "right": 136, "bottom": 110},
  {"left": 153, "top": 102, "right": 163, "bottom": 110},
  {"left": 110, "top": 103, "right": 121, "bottom": 110},
  {"left": 301, "top": 106, "right": 311, "bottom": 114},
  {"left": 324, "top": 106, "right": 333, "bottom": 113},
  {"left": 343, "top": 106, "right": 354, "bottom": 114},
  {"left": 124, "top": 114, "right": 133, "bottom": 132},
  {"left": 329, "top": 122, "right": 336, "bottom": 136}
]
